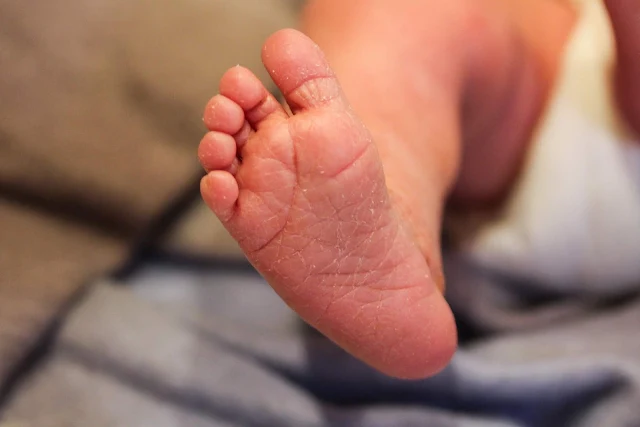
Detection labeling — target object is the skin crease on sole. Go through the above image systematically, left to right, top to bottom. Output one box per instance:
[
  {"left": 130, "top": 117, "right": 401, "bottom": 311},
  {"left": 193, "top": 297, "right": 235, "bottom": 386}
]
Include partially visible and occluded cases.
[{"left": 199, "top": 29, "right": 457, "bottom": 379}]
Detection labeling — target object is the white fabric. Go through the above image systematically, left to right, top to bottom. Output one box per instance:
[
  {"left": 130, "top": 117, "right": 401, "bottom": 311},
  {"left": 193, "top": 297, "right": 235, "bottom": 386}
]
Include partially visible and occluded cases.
[{"left": 465, "top": 1, "right": 640, "bottom": 293}]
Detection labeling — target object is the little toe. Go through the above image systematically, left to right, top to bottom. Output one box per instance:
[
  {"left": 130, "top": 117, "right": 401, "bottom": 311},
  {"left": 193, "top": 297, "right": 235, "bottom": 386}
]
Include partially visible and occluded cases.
[
  {"left": 219, "top": 66, "right": 288, "bottom": 130},
  {"left": 203, "top": 95, "right": 245, "bottom": 135},
  {"left": 198, "top": 131, "right": 237, "bottom": 172},
  {"left": 201, "top": 170, "right": 239, "bottom": 223}
]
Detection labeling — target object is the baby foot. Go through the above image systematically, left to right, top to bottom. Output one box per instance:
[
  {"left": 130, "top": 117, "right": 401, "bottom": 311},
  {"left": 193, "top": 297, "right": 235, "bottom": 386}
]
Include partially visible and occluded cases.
[{"left": 199, "top": 29, "right": 455, "bottom": 378}]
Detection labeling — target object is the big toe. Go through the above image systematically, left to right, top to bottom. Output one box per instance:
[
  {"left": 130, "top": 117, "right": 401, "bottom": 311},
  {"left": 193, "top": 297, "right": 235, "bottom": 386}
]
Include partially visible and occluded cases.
[{"left": 261, "top": 29, "right": 347, "bottom": 113}]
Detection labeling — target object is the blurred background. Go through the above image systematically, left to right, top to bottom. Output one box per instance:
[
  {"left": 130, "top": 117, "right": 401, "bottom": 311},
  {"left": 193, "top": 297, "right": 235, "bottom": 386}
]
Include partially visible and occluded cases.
[{"left": 1, "top": 0, "right": 301, "bottom": 377}]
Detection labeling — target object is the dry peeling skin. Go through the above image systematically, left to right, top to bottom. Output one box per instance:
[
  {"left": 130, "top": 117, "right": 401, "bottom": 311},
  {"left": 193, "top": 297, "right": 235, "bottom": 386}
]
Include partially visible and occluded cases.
[{"left": 199, "top": 29, "right": 456, "bottom": 379}]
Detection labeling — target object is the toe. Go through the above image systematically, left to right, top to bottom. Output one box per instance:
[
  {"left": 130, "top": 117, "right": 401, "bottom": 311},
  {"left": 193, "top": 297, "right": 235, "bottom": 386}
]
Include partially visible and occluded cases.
[
  {"left": 605, "top": 0, "right": 640, "bottom": 136},
  {"left": 261, "top": 29, "right": 347, "bottom": 113},
  {"left": 219, "top": 66, "right": 288, "bottom": 130},
  {"left": 203, "top": 95, "right": 245, "bottom": 134},
  {"left": 198, "top": 131, "right": 237, "bottom": 172},
  {"left": 201, "top": 171, "right": 239, "bottom": 223}
]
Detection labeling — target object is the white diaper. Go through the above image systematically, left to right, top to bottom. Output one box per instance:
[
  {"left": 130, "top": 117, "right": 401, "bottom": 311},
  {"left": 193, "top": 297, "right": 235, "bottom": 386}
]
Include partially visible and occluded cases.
[{"left": 461, "top": 0, "right": 640, "bottom": 294}]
